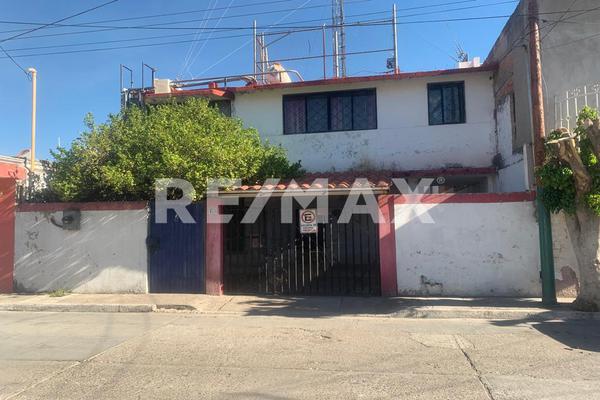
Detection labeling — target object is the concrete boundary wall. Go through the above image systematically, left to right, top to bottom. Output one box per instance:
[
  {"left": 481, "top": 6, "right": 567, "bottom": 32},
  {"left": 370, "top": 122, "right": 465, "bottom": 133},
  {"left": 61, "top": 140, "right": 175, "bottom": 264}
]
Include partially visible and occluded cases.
[
  {"left": 392, "top": 192, "right": 542, "bottom": 297},
  {"left": 14, "top": 202, "right": 149, "bottom": 294},
  {"left": 552, "top": 212, "right": 580, "bottom": 298}
]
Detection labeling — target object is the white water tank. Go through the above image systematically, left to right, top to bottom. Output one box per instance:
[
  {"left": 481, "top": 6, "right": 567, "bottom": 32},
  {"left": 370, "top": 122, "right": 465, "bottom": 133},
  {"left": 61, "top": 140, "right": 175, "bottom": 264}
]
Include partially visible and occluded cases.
[
  {"left": 458, "top": 57, "right": 481, "bottom": 69},
  {"left": 265, "top": 63, "right": 292, "bottom": 84}
]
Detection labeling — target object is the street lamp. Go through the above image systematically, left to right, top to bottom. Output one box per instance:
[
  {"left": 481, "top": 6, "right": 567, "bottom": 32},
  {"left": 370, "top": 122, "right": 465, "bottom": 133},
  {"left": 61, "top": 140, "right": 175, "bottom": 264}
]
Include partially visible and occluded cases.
[{"left": 27, "top": 67, "right": 37, "bottom": 172}]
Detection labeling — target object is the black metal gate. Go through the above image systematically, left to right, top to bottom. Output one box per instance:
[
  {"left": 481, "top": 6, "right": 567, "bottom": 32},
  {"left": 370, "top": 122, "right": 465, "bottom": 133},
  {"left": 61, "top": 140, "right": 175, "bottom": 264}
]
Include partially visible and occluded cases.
[{"left": 223, "top": 197, "right": 380, "bottom": 296}]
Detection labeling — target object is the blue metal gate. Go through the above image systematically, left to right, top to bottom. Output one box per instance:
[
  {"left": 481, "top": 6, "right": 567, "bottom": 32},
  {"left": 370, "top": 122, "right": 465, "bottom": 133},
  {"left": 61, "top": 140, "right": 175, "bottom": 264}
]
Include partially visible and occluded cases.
[{"left": 148, "top": 202, "right": 205, "bottom": 293}]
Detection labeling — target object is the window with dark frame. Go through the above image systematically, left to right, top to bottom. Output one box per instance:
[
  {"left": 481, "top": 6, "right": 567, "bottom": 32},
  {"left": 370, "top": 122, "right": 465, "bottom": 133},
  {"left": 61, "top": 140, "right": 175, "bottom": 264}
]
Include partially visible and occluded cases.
[
  {"left": 427, "top": 82, "right": 466, "bottom": 125},
  {"left": 283, "top": 89, "right": 377, "bottom": 134}
]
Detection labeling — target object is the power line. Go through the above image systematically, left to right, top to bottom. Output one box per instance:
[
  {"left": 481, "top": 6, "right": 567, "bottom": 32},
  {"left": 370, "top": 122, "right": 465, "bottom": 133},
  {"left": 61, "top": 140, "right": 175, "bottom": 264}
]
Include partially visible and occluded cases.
[
  {"left": 0, "top": 0, "right": 119, "bottom": 43},
  {"left": 0, "top": 0, "right": 475, "bottom": 34},
  {"left": 0, "top": 0, "right": 119, "bottom": 77},
  {"left": 0, "top": 0, "right": 373, "bottom": 33},
  {"left": 0, "top": 0, "right": 299, "bottom": 33},
  {"left": 0, "top": 0, "right": 515, "bottom": 40},
  {"left": 179, "top": 0, "right": 221, "bottom": 79},
  {"left": 184, "top": 0, "right": 237, "bottom": 78},
  {"left": 198, "top": 0, "right": 313, "bottom": 76},
  {"left": 539, "top": 0, "right": 578, "bottom": 43},
  {"left": 489, "top": 1, "right": 595, "bottom": 98},
  {"left": 4, "top": 3, "right": 518, "bottom": 55},
  {"left": 5, "top": 4, "right": 592, "bottom": 36},
  {"left": 8, "top": 9, "right": 585, "bottom": 61},
  {"left": 2, "top": 13, "right": 392, "bottom": 53},
  {"left": 0, "top": 16, "right": 514, "bottom": 60},
  {"left": 543, "top": 30, "right": 600, "bottom": 50},
  {"left": 0, "top": 45, "right": 29, "bottom": 76},
  {"left": 270, "top": 47, "right": 391, "bottom": 63}
]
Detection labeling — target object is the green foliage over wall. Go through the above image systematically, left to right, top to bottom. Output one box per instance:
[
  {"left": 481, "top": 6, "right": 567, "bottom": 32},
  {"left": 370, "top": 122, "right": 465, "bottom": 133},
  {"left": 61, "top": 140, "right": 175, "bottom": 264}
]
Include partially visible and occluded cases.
[
  {"left": 38, "top": 98, "right": 303, "bottom": 202},
  {"left": 537, "top": 106, "right": 600, "bottom": 215}
]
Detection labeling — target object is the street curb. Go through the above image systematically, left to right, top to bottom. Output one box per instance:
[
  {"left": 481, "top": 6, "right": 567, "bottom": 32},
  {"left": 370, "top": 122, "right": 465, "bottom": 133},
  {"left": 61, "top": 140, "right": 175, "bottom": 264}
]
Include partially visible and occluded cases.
[
  {"left": 0, "top": 303, "right": 155, "bottom": 313},
  {"left": 0, "top": 303, "right": 598, "bottom": 320},
  {"left": 193, "top": 308, "right": 600, "bottom": 320},
  {"left": 385, "top": 308, "right": 600, "bottom": 320}
]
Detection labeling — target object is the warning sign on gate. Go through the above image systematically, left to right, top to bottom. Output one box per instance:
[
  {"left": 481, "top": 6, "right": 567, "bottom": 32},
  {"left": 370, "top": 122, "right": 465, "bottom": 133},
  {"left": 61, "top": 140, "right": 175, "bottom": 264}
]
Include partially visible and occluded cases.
[{"left": 299, "top": 209, "right": 318, "bottom": 234}]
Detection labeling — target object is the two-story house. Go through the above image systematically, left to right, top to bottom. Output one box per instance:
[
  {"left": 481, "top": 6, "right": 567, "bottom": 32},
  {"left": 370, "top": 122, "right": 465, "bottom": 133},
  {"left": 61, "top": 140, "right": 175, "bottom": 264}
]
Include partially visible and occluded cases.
[
  {"left": 121, "top": 0, "right": 582, "bottom": 299},
  {"left": 142, "top": 64, "right": 507, "bottom": 194}
]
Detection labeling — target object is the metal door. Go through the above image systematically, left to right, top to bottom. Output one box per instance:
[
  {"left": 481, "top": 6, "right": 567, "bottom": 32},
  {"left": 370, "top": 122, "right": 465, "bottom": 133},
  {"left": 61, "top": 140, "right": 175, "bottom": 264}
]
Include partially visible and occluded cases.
[
  {"left": 223, "top": 197, "right": 380, "bottom": 296},
  {"left": 148, "top": 202, "right": 205, "bottom": 293}
]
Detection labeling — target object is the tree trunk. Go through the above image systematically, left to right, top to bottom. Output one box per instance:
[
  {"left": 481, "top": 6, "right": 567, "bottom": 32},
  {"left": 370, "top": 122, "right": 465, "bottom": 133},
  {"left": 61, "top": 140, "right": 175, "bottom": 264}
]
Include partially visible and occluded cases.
[{"left": 565, "top": 207, "right": 600, "bottom": 311}]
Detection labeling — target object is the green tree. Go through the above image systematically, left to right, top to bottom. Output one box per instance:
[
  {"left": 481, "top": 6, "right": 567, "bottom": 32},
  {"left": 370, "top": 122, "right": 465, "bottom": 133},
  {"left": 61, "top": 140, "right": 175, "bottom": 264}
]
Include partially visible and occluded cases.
[
  {"left": 41, "top": 98, "right": 302, "bottom": 202},
  {"left": 538, "top": 106, "right": 600, "bottom": 310}
]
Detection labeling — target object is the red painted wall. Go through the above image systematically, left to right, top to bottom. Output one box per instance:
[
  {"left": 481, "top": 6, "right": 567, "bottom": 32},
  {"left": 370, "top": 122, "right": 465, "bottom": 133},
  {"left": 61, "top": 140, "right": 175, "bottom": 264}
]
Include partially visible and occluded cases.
[
  {"left": 0, "top": 163, "right": 26, "bottom": 181},
  {"left": 0, "top": 178, "right": 16, "bottom": 293},
  {"left": 378, "top": 195, "right": 398, "bottom": 296},
  {"left": 205, "top": 198, "right": 224, "bottom": 295}
]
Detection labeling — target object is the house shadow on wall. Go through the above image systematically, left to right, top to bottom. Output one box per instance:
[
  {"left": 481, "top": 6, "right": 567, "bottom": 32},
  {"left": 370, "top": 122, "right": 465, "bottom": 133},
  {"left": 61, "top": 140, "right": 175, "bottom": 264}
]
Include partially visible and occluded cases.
[{"left": 14, "top": 209, "right": 149, "bottom": 293}]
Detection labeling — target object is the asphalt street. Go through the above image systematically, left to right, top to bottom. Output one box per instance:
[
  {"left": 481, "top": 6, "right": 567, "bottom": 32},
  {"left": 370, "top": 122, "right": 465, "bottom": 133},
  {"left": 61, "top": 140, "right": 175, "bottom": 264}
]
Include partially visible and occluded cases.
[{"left": 1, "top": 311, "right": 599, "bottom": 399}]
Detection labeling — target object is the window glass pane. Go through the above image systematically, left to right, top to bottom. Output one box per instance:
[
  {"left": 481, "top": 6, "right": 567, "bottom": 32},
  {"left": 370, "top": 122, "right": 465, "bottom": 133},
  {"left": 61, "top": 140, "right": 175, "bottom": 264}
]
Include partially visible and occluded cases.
[
  {"left": 443, "top": 85, "right": 461, "bottom": 124},
  {"left": 428, "top": 87, "right": 443, "bottom": 125},
  {"left": 353, "top": 91, "right": 377, "bottom": 130},
  {"left": 331, "top": 94, "right": 353, "bottom": 131},
  {"left": 306, "top": 95, "right": 328, "bottom": 132},
  {"left": 284, "top": 97, "right": 306, "bottom": 134}
]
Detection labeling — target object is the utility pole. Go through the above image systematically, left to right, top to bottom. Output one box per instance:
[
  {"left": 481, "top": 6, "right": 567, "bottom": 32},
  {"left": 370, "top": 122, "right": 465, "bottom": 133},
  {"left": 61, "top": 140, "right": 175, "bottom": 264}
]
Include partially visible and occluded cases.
[
  {"left": 332, "top": 0, "right": 346, "bottom": 77},
  {"left": 528, "top": 0, "right": 557, "bottom": 305},
  {"left": 529, "top": 0, "right": 545, "bottom": 176},
  {"left": 392, "top": 4, "right": 399, "bottom": 74},
  {"left": 253, "top": 20, "right": 257, "bottom": 78},
  {"left": 27, "top": 68, "right": 37, "bottom": 173}
]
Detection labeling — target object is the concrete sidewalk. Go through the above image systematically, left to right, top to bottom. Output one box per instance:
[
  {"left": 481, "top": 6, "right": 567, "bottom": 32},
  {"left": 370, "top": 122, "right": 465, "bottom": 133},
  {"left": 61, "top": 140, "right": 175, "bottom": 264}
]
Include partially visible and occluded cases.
[{"left": 0, "top": 293, "right": 595, "bottom": 320}]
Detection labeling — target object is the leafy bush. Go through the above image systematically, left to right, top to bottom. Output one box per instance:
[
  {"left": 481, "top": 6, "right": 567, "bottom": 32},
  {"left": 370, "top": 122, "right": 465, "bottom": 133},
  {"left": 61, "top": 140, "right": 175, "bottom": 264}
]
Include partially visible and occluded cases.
[{"left": 39, "top": 98, "right": 303, "bottom": 201}]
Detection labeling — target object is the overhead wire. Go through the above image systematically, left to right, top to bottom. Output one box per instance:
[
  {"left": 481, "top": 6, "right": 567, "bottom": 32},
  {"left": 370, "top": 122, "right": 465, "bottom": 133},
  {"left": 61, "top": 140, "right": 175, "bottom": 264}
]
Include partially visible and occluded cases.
[
  {"left": 0, "top": 0, "right": 120, "bottom": 77},
  {"left": 0, "top": 0, "right": 476, "bottom": 34},
  {"left": 0, "top": 0, "right": 119, "bottom": 43},
  {"left": 179, "top": 0, "right": 220, "bottom": 79},
  {"left": 185, "top": 0, "right": 237, "bottom": 78},
  {"left": 197, "top": 0, "right": 313, "bottom": 75},
  {"left": 539, "top": 0, "right": 578, "bottom": 43},
  {"left": 6, "top": 2, "right": 591, "bottom": 62},
  {"left": 0, "top": 15, "right": 526, "bottom": 60}
]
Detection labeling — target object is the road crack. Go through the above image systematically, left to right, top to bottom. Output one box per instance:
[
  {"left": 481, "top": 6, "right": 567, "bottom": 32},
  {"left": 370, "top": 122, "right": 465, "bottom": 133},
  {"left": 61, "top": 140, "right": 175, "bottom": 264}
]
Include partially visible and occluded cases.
[{"left": 453, "top": 335, "right": 495, "bottom": 400}]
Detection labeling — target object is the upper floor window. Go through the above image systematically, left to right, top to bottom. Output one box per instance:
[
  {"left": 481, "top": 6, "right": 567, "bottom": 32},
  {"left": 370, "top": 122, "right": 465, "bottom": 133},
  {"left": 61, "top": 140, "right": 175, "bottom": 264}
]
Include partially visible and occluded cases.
[
  {"left": 427, "top": 82, "right": 465, "bottom": 125},
  {"left": 283, "top": 89, "right": 377, "bottom": 134}
]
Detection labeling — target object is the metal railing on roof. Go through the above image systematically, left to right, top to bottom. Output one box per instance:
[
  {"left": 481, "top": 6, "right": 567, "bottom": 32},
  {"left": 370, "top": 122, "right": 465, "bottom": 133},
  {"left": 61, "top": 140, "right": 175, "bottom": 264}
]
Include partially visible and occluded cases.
[{"left": 171, "top": 70, "right": 305, "bottom": 89}]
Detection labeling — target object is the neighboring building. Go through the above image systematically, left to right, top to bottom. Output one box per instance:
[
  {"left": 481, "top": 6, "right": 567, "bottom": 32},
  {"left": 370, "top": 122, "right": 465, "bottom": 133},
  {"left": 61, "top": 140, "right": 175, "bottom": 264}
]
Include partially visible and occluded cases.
[
  {"left": 487, "top": 0, "right": 600, "bottom": 192},
  {"left": 0, "top": 155, "right": 27, "bottom": 294},
  {"left": 0, "top": 155, "right": 28, "bottom": 181}
]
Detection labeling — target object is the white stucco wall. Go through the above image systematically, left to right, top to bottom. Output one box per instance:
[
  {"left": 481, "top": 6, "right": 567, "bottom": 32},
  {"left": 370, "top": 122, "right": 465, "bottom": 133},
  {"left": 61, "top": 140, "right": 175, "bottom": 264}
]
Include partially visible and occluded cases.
[
  {"left": 233, "top": 72, "right": 496, "bottom": 172},
  {"left": 496, "top": 95, "right": 528, "bottom": 192},
  {"left": 394, "top": 200, "right": 541, "bottom": 297},
  {"left": 14, "top": 209, "right": 148, "bottom": 293},
  {"left": 551, "top": 212, "right": 579, "bottom": 298}
]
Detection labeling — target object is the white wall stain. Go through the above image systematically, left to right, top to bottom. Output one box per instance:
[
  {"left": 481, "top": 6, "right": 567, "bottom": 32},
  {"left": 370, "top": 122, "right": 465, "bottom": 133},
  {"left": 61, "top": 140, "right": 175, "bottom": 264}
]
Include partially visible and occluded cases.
[{"left": 14, "top": 209, "right": 148, "bottom": 293}]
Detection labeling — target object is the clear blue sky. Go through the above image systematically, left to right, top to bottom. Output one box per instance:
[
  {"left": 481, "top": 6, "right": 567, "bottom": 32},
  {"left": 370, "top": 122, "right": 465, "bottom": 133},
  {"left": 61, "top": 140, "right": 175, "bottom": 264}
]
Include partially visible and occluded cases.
[{"left": 0, "top": 0, "right": 518, "bottom": 159}]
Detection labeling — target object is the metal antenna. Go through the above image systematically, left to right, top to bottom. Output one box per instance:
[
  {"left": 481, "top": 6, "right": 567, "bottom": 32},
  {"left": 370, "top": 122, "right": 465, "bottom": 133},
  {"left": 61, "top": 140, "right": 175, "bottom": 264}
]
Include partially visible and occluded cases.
[{"left": 332, "top": 0, "right": 346, "bottom": 77}]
